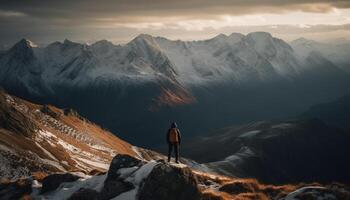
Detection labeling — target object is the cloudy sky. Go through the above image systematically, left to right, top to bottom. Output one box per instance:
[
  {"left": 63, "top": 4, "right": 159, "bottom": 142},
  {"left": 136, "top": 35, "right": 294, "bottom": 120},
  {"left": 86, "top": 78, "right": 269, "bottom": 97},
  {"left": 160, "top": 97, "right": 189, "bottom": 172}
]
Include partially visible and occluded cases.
[{"left": 1, "top": 0, "right": 350, "bottom": 46}]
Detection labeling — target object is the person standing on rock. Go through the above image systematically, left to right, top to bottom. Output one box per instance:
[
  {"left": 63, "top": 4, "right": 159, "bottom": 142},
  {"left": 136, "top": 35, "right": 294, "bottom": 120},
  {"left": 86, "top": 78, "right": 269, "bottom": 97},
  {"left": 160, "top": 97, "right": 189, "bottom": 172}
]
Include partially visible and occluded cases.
[{"left": 167, "top": 122, "right": 181, "bottom": 163}]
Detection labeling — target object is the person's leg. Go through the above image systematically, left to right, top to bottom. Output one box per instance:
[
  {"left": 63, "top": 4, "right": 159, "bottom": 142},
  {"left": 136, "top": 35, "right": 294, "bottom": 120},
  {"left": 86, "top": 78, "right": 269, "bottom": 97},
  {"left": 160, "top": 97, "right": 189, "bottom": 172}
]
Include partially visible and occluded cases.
[
  {"left": 167, "top": 143, "right": 173, "bottom": 162},
  {"left": 175, "top": 143, "right": 179, "bottom": 163}
]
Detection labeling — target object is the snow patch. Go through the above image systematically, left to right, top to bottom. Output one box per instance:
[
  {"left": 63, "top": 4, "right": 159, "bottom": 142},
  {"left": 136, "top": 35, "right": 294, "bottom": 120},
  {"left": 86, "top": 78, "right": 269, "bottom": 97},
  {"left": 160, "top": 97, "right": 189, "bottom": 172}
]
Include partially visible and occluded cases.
[
  {"left": 272, "top": 123, "right": 294, "bottom": 129},
  {"left": 239, "top": 130, "right": 261, "bottom": 138},
  {"left": 35, "top": 142, "right": 57, "bottom": 161},
  {"left": 132, "top": 146, "right": 143, "bottom": 160},
  {"left": 74, "top": 157, "right": 109, "bottom": 170},
  {"left": 126, "top": 161, "right": 157, "bottom": 185},
  {"left": 32, "top": 174, "right": 107, "bottom": 200},
  {"left": 283, "top": 186, "right": 335, "bottom": 200}
]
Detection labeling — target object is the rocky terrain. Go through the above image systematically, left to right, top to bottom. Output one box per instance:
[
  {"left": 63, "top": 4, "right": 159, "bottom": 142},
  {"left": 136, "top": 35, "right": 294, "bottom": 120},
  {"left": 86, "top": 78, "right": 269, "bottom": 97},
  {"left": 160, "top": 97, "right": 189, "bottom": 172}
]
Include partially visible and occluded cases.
[{"left": 2, "top": 154, "right": 350, "bottom": 200}]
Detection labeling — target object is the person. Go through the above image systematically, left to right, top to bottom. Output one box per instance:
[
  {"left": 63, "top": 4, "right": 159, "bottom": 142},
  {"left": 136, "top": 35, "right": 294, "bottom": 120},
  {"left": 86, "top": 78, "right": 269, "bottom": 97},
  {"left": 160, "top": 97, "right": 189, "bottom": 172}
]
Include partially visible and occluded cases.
[{"left": 167, "top": 122, "right": 181, "bottom": 163}]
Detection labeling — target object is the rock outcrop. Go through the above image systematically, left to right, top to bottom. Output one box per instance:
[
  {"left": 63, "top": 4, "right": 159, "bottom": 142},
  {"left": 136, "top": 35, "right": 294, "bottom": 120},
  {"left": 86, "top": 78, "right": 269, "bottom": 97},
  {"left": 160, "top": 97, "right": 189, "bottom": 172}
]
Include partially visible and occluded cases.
[
  {"left": 100, "top": 155, "right": 142, "bottom": 199},
  {"left": 138, "top": 160, "right": 201, "bottom": 200},
  {"left": 41, "top": 173, "right": 80, "bottom": 193},
  {"left": 0, "top": 179, "right": 32, "bottom": 200},
  {"left": 68, "top": 188, "right": 100, "bottom": 200}
]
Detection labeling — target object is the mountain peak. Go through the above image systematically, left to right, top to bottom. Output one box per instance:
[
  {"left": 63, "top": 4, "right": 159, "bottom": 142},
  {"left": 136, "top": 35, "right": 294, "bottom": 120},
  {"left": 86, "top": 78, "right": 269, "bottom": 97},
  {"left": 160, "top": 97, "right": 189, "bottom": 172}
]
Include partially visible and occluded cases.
[
  {"left": 228, "top": 32, "right": 244, "bottom": 43},
  {"left": 228, "top": 32, "right": 244, "bottom": 38},
  {"left": 247, "top": 32, "right": 273, "bottom": 40},
  {"left": 129, "top": 33, "right": 160, "bottom": 49},
  {"left": 213, "top": 33, "right": 228, "bottom": 39},
  {"left": 133, "top": 34, "right": 155, "bottom": 42},
  {"left": 12, "top": 39, "right": 38, "bottom": 50},
  {"left": 63, "top": 39, "right": 79, "bottom": 46},
  {"left": 91, "top": 39, "right": 115, "bottom": 50},
  {"left": 92, "top": 39, "right": 113, "bottom": 46}
]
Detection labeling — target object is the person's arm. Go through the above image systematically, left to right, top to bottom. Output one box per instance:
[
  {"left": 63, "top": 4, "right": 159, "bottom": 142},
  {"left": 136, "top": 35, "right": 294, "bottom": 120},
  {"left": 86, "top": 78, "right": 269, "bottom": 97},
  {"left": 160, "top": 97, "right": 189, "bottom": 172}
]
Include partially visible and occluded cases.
[{"left": 177, "top": 128, "right": 181, "bottom": 144}]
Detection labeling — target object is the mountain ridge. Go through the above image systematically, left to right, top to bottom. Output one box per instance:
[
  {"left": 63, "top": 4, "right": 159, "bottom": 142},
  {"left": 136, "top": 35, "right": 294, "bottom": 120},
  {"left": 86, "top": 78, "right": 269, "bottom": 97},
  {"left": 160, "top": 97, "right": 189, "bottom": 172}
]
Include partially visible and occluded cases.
[{"left": 1, "top": 32, "right": 350, "bottom": 147}]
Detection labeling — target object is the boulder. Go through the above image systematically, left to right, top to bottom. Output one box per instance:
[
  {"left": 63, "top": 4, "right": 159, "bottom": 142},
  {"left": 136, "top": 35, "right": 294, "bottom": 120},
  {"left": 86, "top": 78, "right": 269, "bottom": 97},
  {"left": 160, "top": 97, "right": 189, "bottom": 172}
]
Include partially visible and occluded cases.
[
  {"left": 99, "top": 154, "right": 142, "bottom": 200},
  {"left": 105, "top": 154, "right": 143, "bottom": 181},
  {"left": 138, "top": 162, "right": 201, "bottom": 200},
  {"left": 41, "top": 173, "right": 80, "bottom": 193},
  {"left": 0, "top": 178, "right": 32, "bottom": 200},
  {"left": 100, "top": 180, "right": 134, "bottom": 200},
  {"left": 68, "top": 188, "right": 100, "bottom": 200}
]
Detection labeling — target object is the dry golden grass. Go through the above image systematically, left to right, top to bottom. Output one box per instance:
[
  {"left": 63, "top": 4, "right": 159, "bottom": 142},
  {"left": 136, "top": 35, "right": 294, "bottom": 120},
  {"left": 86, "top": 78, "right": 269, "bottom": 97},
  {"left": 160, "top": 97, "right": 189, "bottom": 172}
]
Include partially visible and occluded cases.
[
  {"left": 196, "top": 174, "right": 337, "bottom": 200},
  {"left": 202, "top": 189, "right": 234, "bottom": 200}
]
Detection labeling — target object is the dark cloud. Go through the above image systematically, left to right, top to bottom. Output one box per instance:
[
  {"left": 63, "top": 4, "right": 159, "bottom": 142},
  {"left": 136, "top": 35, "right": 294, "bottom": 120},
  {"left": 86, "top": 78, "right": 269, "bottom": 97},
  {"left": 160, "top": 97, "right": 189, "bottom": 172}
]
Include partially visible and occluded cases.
[
  {"left": 1, "top": 0, "right": 350, "bottom": 45},
  {"left": 1, "top": 0, "right": 350, "bottom": 20}
]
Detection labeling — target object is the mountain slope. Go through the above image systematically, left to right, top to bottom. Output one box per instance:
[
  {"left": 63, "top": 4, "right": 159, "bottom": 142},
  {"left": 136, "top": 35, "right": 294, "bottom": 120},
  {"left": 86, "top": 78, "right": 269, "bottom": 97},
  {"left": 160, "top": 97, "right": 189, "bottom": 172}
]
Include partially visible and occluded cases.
[
  {"left": 291, "top": 38, "right": 350, "bottom": 74},
  {"left": 0, "top": 89, "right": 139, "bottom": 179},
  {"left": 301, "top": 94, "right": 350, "bottom": 131},
  {"left": 181, "top": 119, "right": 350, "bottom": 184}
]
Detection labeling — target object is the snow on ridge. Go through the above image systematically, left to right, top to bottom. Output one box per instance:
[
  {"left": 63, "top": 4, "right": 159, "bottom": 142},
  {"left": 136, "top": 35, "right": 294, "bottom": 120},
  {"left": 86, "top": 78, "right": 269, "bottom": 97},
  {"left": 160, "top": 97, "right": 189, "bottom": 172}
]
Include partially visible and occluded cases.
[
  {"left": 1, "top": 31, "right": 320, "bottom": 91},
  {"left": 272, "top": 123, "right": 294, "bottom": 129},
  {"left": 35, "top": 129, "right": 110, "bottom": 171},
  {"left": 239, "top": 130, "right": 261, "bottom": 138},
  {"left": 35, "top": 142, "right": 57, "bottom": 161},
  {"left": 131, "top": 146, "right": 143, "bottom": 160},
  {"left": 74, "top": 157, "right": 109, "bottom": 170},
  {"left": 32, "top": 174, "right": 108, "bottom": 200},
  {"left": 283, "top": 186, "right": 335, "bottom": 200}
]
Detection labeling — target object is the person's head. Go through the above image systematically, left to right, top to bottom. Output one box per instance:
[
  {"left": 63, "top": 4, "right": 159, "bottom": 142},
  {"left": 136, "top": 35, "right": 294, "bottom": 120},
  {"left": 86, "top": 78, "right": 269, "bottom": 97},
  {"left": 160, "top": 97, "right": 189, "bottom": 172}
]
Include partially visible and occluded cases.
[{"left": 171, "top": 122, "right": 177, "bottom": 128}]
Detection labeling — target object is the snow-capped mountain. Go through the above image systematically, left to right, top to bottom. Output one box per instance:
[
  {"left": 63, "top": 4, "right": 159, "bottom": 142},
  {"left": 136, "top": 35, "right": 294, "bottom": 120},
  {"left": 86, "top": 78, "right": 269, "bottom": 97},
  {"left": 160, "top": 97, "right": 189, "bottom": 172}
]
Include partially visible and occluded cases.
[
  {"left": 1, "top": 32, "right": 350, "bottom": 147},
  {"left": 2, "top": 32, "right": 345, "bottom": 92},
  {"left": 155, "top": 32, "right": 302, "bottom": 84},
  {"left": 291, "top": 37, "right": 350, "bottom": 74},
  {"left": 0, "top": 39, "right": 43, "bottom": 96},
  {"left": 181, "top": 119, "right": 350, "bottom": 184}
]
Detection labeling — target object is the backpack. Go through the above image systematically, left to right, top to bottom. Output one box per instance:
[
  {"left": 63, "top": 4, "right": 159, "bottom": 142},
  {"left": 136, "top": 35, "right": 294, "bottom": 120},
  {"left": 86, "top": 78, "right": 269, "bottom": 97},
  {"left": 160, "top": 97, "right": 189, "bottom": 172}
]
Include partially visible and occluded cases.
[{"left": 169, "top": 128, "right": 179, "bottom": 143}]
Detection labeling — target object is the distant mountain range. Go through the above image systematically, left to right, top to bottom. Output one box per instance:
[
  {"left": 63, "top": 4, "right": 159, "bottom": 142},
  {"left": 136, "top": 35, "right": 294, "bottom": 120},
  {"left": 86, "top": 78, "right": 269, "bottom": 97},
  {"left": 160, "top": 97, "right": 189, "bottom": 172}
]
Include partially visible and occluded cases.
[
  {"left": 1, "top": 32, "right": 350, "bottom": 147},
  {"left": 291, "top": 37, "right": 350, "bottom": 74},
  {"left": 301, "top": 93, "right": 350, "bottom": 131},
  {"left": 181, "top": 119, "right": 350, "bottom": 184}
]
